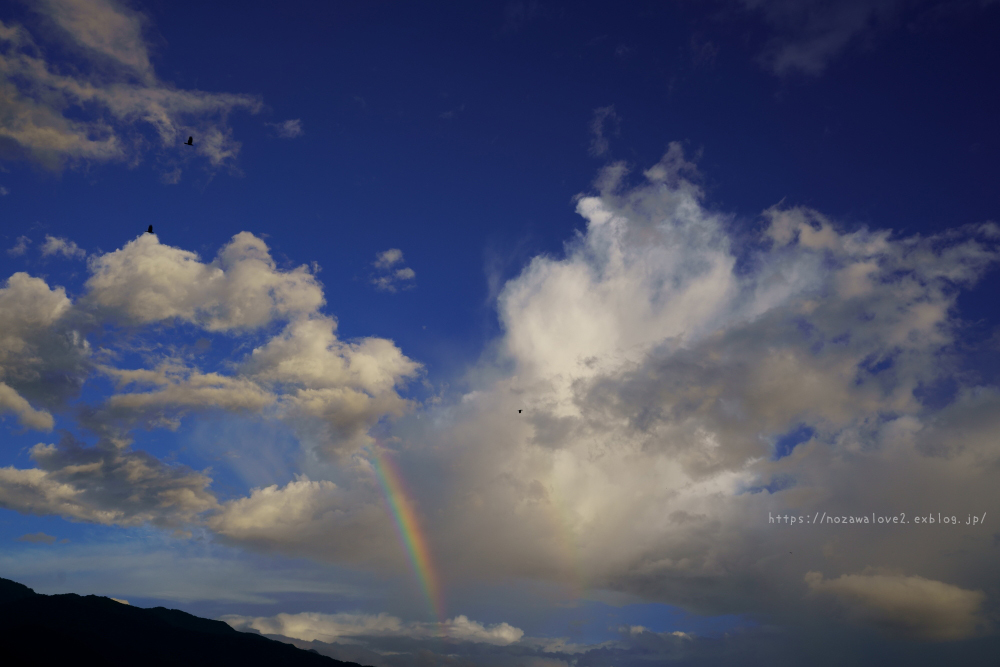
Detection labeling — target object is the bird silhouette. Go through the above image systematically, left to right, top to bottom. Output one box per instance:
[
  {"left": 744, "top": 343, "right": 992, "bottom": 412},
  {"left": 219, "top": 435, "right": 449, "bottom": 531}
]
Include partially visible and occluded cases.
[
  {"left": 184, "top": 136, "right": 193, "bottom": 146},
  {"left": 147, "top": 225, "right": 153, "bottom": 234},
  {"left": 518, "top": 410, "right": 522, "bottom": 413}
]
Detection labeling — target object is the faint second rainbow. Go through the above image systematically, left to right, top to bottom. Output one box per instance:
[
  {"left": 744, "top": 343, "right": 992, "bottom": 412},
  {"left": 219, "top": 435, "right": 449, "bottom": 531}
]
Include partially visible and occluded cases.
[{"left": 367, "top": 441, "right": 446, "bottom": 623}]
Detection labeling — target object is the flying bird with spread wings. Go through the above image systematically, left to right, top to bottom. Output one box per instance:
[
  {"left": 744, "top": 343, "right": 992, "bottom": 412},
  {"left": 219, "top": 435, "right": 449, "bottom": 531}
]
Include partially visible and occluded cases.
[
  {"left": 184, "top": 136, "right": 193, "bottom": 146},
  {"left": 147, "top": 225, "right": 153, "bottom": 234}
]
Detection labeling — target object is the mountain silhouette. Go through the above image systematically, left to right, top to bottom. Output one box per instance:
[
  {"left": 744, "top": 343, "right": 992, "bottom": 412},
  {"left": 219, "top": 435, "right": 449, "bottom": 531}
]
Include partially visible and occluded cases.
[{"left": 0, "top": 577, "right": 369, "bottom": 666}]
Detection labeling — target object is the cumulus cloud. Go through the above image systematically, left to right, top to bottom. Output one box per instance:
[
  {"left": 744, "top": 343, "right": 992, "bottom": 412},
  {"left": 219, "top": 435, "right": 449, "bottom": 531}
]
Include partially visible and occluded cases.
[
  {"left": 0, "top": 0, "right": 260, "bottom": 172},
  {"left": 268, "top": 119, "right": 303, "bottom": 138},
  {"left": 2, "top": 143, "right": 1000, "bottom": 654},
  {"left": 314, "top": 143, "right": 998, "bottom": 627},
  {"left": 85, "top": 145, "right": 996, "bottom": 644},
  {"left": 0, "top": 230, "right": 421, "bottom": 528},
  {"left": 84, "top": 232, "right": 324, "bottom": 330},
  {"left": 40, "top": 234, "right": 86, "bottom": 259},
  {"left": 371, "top": 249, "right": 416, "bottom": 292},
  {"left": 90, "top": 254, "right": 415, "bottom": 455},
  {"left": 0, "top": 272, "right": 88, "bottom": 430},
  {"left": 242, "top": 317, "right": 421, "bottom": 453},
  {"left": 0, "top": 433, "right": 218, "bottom": 527},
  {"left": 208, "top": 474, "right": 414, "bottom": 569},
  {"left": 805, "top": 570, "right": 988, "bottom": 640},
  {"left": 223, "top": 610, "right": 523, "bottom": 646}
]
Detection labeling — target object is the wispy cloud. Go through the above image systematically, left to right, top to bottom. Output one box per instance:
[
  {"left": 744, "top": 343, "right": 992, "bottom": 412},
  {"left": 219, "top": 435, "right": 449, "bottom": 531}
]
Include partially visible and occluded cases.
[
  {"left": 0, "top": 0, "right": 260, "bottom": 173},
  {"left": 738, "top": 0, "right": 901, "bottom": 75},
  {"left": 439, "top": 104, "right": 464, "bottom": 120},
  {"left": 589, "top": 105, "right": 619, "bottom": 157},
  {"left": 268, "top": 119, "right": 303, "bottom": 138},
  {"left": 41, "top": 234, "right": 86, "bottom": 259},
  {"left": 6, "top": 236, "right": 30, "bottom": 257},
  {"left": 371, "top": 248, "right": 416, "bottom": 292},
  {"left": 373, "top": 248, "right": 403, "bottom": 270},
  {"left": 15, "top": 532, "right": 56, "bottom": 544}
]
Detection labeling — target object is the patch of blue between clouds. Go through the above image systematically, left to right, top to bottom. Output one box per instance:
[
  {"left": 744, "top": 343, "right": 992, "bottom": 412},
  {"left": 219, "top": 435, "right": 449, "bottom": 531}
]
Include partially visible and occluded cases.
[
  {"left": 858, "top": 351, "right": 895, "bottom": 377},
  {"left": 914, "top": 376, "right": 960, "bottom": 411},
  {"left": 772, "top": 423, "right": 814, "bottom": 460},
  {"left": 740, "top": 474, "right": 796, "bottom": 496}
]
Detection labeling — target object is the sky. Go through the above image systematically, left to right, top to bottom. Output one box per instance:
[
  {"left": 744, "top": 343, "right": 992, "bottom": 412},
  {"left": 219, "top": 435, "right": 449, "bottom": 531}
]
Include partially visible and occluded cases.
[{"left": 1, "top": 0, "right": 1000, "bottom": 665}]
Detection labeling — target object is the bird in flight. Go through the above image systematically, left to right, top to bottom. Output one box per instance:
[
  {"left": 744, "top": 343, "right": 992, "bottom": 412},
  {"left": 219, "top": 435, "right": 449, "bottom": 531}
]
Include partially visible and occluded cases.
[
  {"left": 184, "top": 136, "right": 193, "bottom": 146},
  {"left": 147, "top": 225, "right": 154, "bottom": 234}
]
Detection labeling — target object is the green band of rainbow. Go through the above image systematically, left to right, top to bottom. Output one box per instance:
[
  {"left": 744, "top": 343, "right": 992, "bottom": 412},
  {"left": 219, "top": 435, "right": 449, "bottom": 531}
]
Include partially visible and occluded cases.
[{"left": 368, "top": 442, "right": 446, "bottom": 623}]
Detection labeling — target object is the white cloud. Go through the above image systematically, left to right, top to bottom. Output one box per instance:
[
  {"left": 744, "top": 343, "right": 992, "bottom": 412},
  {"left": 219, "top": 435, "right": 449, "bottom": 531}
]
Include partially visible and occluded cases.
[
  {"left": 0, "top": 0, "right": 260, "bottom": 172},
  {"left": 269, "top": 119, "right": 303, "bottom": 138},
  {"left": 2, "top": 143, "right": 999, "bottom": 650},
  {"left": 312, "top": 144, "right": 998, "bottom": 623},
  {"left": 111, "top": 146, "right": 998, "bottom": 636},
  {"left": 0, "top": 228, "right": 424, "bottom": 529},
  {"left": 84, "top": 232, "right": 324, "bottom": 330},
  {"left": 40, "top": 234, "right": 86, "bottom": 259},
  {"left": 373, "top": 248, "right": 403, "bottom": 269},
  {"left": 371, "top": 249, "right": 416, "bottom": 292},
  {"left": 0, "top": 272, "right": 86, "bottom": 430},
  {"left": 370, "top": 276, "right": 393, "bottom": 291},
  {"left": 242, "top": 317, "right": 421, "bottom": 454},
  {"left": 97, "top": 362, "right": 276, "bottom": 431},
  {"left": 0, "top": 382, "right": 54, "bottom": 430},
  {"left": 0, "top": 433, "right": 218, "bottom": 527},
  {"left": 209, "top": 476, "right": 404, "bottom": 568},
  {"left": 805, "top": 570, "right": 988, "bottom": 640},
  {"left": 222, "top": 610, "right": 523, "bottom": 646}
]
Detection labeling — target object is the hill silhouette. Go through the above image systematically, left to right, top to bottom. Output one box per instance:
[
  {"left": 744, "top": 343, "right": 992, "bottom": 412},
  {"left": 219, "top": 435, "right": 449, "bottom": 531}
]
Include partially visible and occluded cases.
[{"left": 0, "top": 577, "right": 369, "bottom": 666}]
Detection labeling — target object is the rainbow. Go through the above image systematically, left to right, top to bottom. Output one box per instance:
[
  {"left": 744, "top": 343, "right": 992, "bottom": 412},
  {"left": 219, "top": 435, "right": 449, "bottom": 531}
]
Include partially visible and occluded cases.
[{"left": 367, "top": 441, "right": 446, "bottom": 624}]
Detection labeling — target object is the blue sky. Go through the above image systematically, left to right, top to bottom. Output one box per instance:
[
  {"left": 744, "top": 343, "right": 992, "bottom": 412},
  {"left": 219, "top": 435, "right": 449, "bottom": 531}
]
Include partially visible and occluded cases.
[{"left": 2, "top": 1, "right": 1000, "bottom": 665}]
